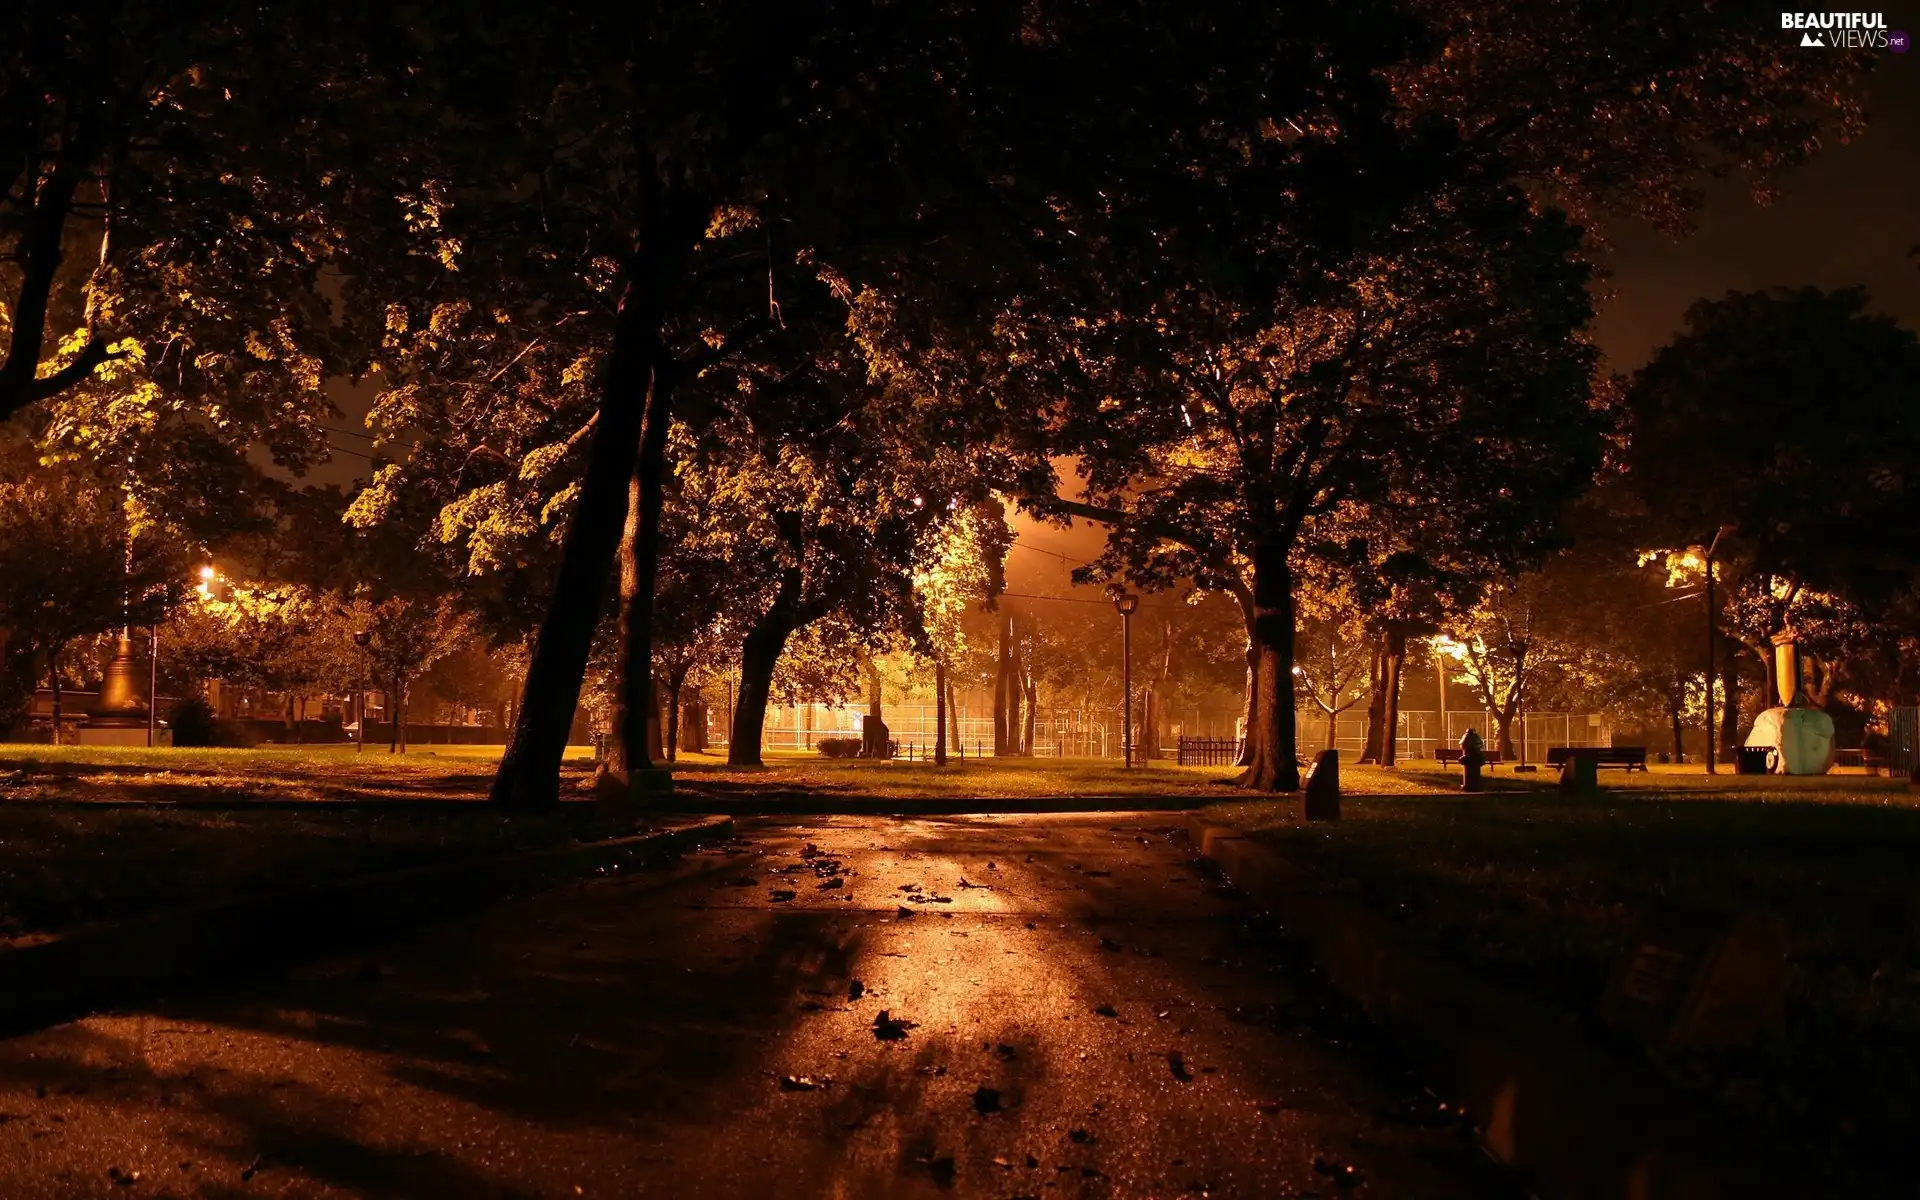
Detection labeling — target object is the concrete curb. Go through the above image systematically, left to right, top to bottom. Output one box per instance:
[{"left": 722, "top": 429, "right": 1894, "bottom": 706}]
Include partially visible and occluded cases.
[
  {"left": 662, "top": 793, "right": 1214, "bottom": 816},
  {"left": 0, "top": 815, "right": 733, "bottom": 1036},
  {"left": 1185, "top": 816, "right": 1818, "bottom": 1200}
]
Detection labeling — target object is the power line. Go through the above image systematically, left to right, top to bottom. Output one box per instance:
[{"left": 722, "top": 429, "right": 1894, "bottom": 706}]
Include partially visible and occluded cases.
[
  {"left": 1010, "top": 539, "right": 1097, "bottom": 567},
  {"left": 999, "top": 589, "right": 1186, "bottom": 611}
]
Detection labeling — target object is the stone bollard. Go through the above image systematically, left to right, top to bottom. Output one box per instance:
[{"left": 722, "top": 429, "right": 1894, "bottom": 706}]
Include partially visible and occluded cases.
[
  {"left": 1459, "top": 729, "right": 1486, "bottom": 793},
  {"left": 1303, "top": 749, "right": 1340, "bottom": 820},
  {"left": 1559, "top": 752, "right": 1599, "bottom": 794}
]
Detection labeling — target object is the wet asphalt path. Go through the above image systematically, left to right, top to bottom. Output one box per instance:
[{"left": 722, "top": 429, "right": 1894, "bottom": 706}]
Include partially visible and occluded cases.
[{"left": 0, "top": 815, "right": 1518, "bottom": 1198}]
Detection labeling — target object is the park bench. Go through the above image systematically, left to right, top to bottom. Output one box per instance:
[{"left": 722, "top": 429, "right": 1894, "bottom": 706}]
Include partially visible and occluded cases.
[
  {"left": 1545, "top": 746, "right": 1648, "bottom": 772},
  {"left": 1435, "top": 747, "right": 1505, "bottom": 766},
  {"left": 1833, "top": 747, "right": 1889, "bottom": 774}
]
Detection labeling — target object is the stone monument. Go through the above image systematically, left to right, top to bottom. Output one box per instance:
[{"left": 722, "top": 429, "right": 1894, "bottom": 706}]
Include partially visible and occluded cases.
[{"left": 77, "top": 631, "right": 151, "bottom": 747}]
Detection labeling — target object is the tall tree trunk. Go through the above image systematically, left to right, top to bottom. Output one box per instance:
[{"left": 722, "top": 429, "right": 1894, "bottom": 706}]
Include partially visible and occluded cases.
[
  {"left": 491, "top": 201, "right": 705, "bottom": 810},
  {"left": 619, "top": 362, "right": 677, "bottom": 775},
  {"left": 1239, "top": 541, "right": 1301, "bottom": 792},
  {"left": 993, "top": 614, "right": 1011, "bottom": 756},
  {"left": 1143, "top": 616, "right": 1172, "bottom": 760},
  {"left": 729, "top": 620, "right": 792, "bottom": 767},
  {"left": 1378, "top": 629, "right": 1406, "bottom": 767},
  {"left": 0, "top": 636, "right": 36, "bottom": 736},
  {"left": 1235, "top": 640, "right": 1257, "bottom": 766},
  {"left": 1358, "top": 643, "right": 1387, "bottom": 763},
  {"left": 48, "top": 645, "right": 62, "bottom": 744},
  {"left": 1719, "top": 654, "right": 1741, "bottom": 759},
  {"left": 864, "top": 655, "right": 885, "bottom": 757},
  {"left": 934, "top": 660, "right": 949, "bottom": 765},
  {"left": 666, "top": 671, "right": 683, "bottom": 764},
  {"left": 1022, "top": 672, "right": 1037, "bottom": 758},
  {"left": 393, "top": 675, "right": 409, "bottom": 754},
  {"left": 946, "top": 675, "right": 961, "bottom": 757},
  {"left": 1669, "top": 685, "right": 1686, "bottom": 762},
  {"left": 1494, "top": 698, "right": 1519, "bottom": 760},
  {"left": 1324, "top": 705, "right": 1339, "bottom": 751}
]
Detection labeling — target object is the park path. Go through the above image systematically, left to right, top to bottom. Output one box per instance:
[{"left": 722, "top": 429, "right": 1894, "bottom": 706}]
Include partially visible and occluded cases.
[{"left": 0, "top": 815, "right": 1516, "bottom": 1199}]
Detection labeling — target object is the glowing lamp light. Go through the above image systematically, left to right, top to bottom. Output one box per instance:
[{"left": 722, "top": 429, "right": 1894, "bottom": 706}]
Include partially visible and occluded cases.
[
  {"left": 199, "top": 565, "right": 216, "bottom": 581},
  {"left": 1112, "top": 594, "right": 1139, "bottom": 616}
]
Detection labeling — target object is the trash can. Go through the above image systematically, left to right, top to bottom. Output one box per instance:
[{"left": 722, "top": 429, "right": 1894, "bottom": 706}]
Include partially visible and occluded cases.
[{"left": 1736, "top": 747, "right": 1770, "bottom": 775}]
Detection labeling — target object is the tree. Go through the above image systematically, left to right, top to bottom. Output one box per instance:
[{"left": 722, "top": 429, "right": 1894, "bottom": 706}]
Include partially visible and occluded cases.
[
  {"left": 340, "top": 0, "right": 1037, "bottom": 806},
  {"left": 1010, "top": 0, "right": 1864, "bottom": 791},
  {"left": 1, "top": 2, "right": 369, "bottom": 481},
  {"left": 1023, "top": 87, "right": 1601, "bottom": 788},
  {"left": 1626, "top": 288, "right": 1920, "bottom": 715},
  {"left": 0, "top": 454, "right": 186, "bottom": 729},
  {"left": 912, "top": 502, "right": 1011, "bottom": 766},
  {"left": 1445, "top": 568, "right": 1596, "bottom": 759},
  {"left": 364, "top": 596, "right": 469, "bottom": 753},
  {"left": 1293, "top": 615, "right": 1371, "bottom": 754}
]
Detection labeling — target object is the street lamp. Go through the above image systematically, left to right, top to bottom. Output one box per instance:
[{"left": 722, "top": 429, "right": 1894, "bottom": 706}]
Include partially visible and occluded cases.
[
  {"left": 1703, "top": 525, "right": 1737, "bottom": 774},
  {"left": 1114, "top": 594, "right": 1139, "bottom": 767},
  {"left": 353, "top": 629, "right": 373, "bottom": 754}
]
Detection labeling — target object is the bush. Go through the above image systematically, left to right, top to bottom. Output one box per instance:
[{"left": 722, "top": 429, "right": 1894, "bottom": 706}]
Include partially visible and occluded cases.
[
  {"left": 167, "top": 695, "right": 218, "bottom": 747},
  {"left": 816, "top": 737, "right": 862, "bottom": 758}
]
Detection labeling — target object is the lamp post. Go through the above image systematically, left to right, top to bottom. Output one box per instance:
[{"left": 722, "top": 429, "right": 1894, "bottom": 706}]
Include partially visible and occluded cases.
[
  {"left": 1703, "top": 525, "right": 1736, "bottom": 774},
  {"left": 1114, "top": 594, "right": 1139, "bottom": 767},
  {"left": 147, "top": 625, "right": 158, "bottom": 747},
  {"left": 353, "top": 629, "right": 372, "bottom": 753}
]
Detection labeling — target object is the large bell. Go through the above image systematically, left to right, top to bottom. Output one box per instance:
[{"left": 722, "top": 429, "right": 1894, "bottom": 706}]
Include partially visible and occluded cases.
[{"left": 88, "top": 631, "right": 149, "bottom": 726}]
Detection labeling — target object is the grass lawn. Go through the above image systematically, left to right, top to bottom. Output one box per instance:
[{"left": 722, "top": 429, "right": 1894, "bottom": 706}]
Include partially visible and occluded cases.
[
  {"left": 0, "top": 742, "right": 599, "bottom": 805},
  {"left": 0, "top": 743, "right": 605, "bottom": 945},
  {"left": 1205, "top": 764, "right": 1920, "bottom": 1190}
]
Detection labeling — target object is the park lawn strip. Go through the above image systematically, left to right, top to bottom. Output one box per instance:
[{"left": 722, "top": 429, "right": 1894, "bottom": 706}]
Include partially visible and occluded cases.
[
  {"left": 0, "top": 743, "right": 600, "bottom": 806},
  {"left": 670, "top": 752, "right": 1243, "bottom": 799},
  {"left": 1206, "top": 773, "right": 1920, "bottom": 1185},
  {"left": 0, "top": 802, "right": 620, "bottom": 947}
]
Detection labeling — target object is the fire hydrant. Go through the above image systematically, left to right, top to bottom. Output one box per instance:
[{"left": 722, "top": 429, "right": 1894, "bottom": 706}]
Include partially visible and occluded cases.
[{"left": 1460, "top": 729, "right": 1486, "bottom": 793}]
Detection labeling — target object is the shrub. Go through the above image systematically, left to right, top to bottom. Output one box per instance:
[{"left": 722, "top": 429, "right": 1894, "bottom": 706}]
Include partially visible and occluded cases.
[
  {"left": 167, "top": 695, "right": 218, "bottom": 747},
  {"left": 816, "top": 737, "right": 862, "bottom": 758}
]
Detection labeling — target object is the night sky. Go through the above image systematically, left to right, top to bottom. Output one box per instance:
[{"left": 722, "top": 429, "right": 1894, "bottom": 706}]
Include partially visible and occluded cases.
[{"left": 1594, "top": 50, "right": 1920, "bottom": 369}]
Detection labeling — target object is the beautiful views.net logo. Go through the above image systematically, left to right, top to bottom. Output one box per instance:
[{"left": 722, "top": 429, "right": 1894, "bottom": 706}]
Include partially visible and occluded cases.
[{"left": 1780, "top": 12, "right": 1903, "bottom": 48}]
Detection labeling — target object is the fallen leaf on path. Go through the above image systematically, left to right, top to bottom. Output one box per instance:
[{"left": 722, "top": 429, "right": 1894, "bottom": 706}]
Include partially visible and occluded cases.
[
  {"left": 801, "top": 842, "right": 824, "bottom": 859},
  {"left": 818, "top": 877, "right": 844, "bottom": 890},
  {"left": 957, "top": 878, "right": 990, "bottom": 889},
  {"left": 899, "top": 882, "right": 922, "bottom": 893},
  {"left": 769, "top": 889, "right": 797, "bottom": 902},
  {"left": 895, "top": 906, "right": 916, "bottom": 920},
  {"left": 1098, "top": 936, "right": 1121, "bottom": 952},
  {"left": 848, "top": 979, "right": 865, "bottom": 1000},
  {"left": 1094, "top": 1003, "right": 1118, "bottom": 1018},
  {"left": 873, "top": 1010, "right": 917, "bottom": 1041},
  {"left": 995, "top": 1042, "right": 1018, "bottom": 1060},
  {"left": 1168, "top": 1052, "right": 1193, "bottom": 1082},
  {"left": 779, "top": 1075, "right": 823, "bottom": 1092},
  {"left": 973, "top": 1086, "right": 1003, "bottom": 1115},
  {"left": 1069, "top": 1128, "right": 1096, "bottom": 1144},
  {"left": 1314, "top": 1156, "right": 1365, "bottom": 1190}
]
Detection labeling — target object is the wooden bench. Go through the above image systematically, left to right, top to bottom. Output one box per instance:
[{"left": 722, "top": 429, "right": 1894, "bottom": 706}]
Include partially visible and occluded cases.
[
  {"left": 1546, "top": 746, "right": 1648, "bottom": 772},
  {"left": 1435, "top": 747, "right": 1505, "bottom": 766},
  {"left": 1834, "top": 747, "right": 1889, "bottom": 774}
]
